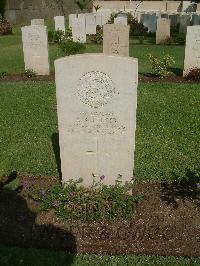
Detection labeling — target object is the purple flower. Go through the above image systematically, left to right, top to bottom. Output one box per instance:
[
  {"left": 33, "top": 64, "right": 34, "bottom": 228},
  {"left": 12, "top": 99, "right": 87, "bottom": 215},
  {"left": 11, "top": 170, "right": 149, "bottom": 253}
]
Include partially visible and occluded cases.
[
  {"left": 100, "top": 175, "right": 106, "bottom": 181},
  {"left": 22, "top": 180, "right": 31, "bottom": 189},
  {"left": 39, "top": 188, "right": 46, "bottom": 196},
  {"left": 69, "top": 191, "right": 76, "bottom": 196},
  {"left": 52, "top": 200, "right": 61, "bottom": 208}
]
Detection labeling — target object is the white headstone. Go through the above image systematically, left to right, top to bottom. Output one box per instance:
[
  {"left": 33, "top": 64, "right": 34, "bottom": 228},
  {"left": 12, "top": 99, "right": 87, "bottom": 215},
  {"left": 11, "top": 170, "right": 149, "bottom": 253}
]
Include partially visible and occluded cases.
[
  {"left": 101, "top": 11, "right": 111, "bottom": 25},
  {"left": 86, "top": 13, "right": 96, "bottom": 34},
  {"left": 95, "top": 13, "right": 102, "bottom": 26},
  {"left": 69, "top": 14, "right": 77, "bottom": 28},
  {"left": 114, "top": 14, "right": 128, "bottom": 25},
  {"left": 54, "top": 16, "right": 65, "bottom": 34},
  {"left": 72, "top": 17, "right": 86, "bottom": 43},
  {"left": 156, "top": 18, "right": 170, "bottom": 44},
  {"left": 31, "top": 19, "right": 44, "bottom": 26},
  {"left": 103, "top": 24, "right": 130, "bottom": 57},
  {"left": 21, "top": 25, "right": 49, "bottom": 75},
  {"left": 184, "top": 26, "right": 200, "bottom": 75},
  {"left": 55, "top": 54, "right": 138, "bottom": 186}
]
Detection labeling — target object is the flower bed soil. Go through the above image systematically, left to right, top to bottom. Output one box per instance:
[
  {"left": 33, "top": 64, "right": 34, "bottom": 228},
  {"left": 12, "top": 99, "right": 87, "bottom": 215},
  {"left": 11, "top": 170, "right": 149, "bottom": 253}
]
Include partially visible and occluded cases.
[
  {"left": 0, "top": 74, "right": 199, "bottom": 84},
  {"left": 0, "top": 175, "right": 199, "bottom": 256}
]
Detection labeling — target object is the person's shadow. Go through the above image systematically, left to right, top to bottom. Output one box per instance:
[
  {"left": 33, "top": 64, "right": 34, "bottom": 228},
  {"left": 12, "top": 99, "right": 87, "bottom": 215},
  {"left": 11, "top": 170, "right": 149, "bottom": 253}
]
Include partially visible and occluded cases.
[{"left": 0, "top": 173, "right": 76, "bottom": 266}]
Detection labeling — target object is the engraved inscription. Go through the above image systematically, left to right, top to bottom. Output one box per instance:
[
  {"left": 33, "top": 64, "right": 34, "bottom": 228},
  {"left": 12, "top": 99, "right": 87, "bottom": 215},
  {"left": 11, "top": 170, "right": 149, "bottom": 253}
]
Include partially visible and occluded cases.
[
  {"left": 77, "top": 71, "right": 117, "bottom": 109},
  {"left": 68, "top": 112, "right": 126, "bottom": 135}
]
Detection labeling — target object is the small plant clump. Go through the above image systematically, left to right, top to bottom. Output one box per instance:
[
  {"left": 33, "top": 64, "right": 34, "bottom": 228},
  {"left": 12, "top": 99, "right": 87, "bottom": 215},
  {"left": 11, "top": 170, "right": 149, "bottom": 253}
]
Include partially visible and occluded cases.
[
  {"left": 0, "top": 18, "right": 12, "bottom": 36},
  {"left": 89, "top": 25, "right": 103, "bottom": 44},
  {"left": 48, "top": 28, "right": 72, "bottom": 44},
  {"left": 59, "top": 40, "right": 86, "bottom": 56},
  {"left": 148, "top": 53, "right": 175, "bottom": 79},
  {"left": 185, "top": 68, "right": 200, "bottom": 82},
  {"left": 24, "top": 69, "right": 37, "bottom": 78},
  {"left": 0, "top": 71, "right": 7, "bottom": 78},
  {"left": 30, "top": 176, "right": 143, "bottom": 222}
]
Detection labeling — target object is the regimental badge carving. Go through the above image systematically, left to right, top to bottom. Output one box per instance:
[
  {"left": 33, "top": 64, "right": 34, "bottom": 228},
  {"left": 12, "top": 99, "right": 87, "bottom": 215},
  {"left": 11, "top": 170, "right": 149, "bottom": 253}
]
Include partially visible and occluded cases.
[{"left": 77, "top": 71, "right": 117, "bottom": 109}]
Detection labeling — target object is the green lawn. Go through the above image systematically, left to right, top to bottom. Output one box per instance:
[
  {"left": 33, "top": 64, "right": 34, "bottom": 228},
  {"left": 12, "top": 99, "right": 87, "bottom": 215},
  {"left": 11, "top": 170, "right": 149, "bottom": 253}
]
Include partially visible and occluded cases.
[
  {"left": 0, "top": 25, "right": 184, "bottom": 75},
  {"left": 0, "top": 81, "right": 199, "bottom": 181},
  {"left": 0, "top": 245, "right": 200, "bottom": 266}
]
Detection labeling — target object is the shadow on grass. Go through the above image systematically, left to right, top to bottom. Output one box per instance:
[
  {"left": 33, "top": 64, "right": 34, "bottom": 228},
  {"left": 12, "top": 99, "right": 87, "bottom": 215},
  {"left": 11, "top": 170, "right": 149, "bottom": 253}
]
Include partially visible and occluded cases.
[
  {"left": 170, "top": 67, "right": 183, "bottom": 76},
  {"left": 51, "top": 133, "right": 62, "bottom": 180},
  {"left": 161, "top": 168, "right": 200, "bottom": 209},
  {"left": 0, "top": 172, "right": 76, "bottom": 266}
]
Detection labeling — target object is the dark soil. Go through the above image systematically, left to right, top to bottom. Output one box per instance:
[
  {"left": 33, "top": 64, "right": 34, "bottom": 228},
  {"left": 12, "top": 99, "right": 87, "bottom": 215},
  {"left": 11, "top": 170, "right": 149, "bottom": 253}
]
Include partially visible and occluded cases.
[
  {"left": 0, "top": 73, "right": 199, "bottom": 83},
  {"left": 0, "top": 175, "right": 199, "bottom": 256}
]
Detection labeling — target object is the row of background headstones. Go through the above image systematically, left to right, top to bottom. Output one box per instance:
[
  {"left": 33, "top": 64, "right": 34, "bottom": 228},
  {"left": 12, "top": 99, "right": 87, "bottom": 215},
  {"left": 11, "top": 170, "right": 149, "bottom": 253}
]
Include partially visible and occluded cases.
[{"left": 22, "top": 12, "right": 200, "bottom": 76}]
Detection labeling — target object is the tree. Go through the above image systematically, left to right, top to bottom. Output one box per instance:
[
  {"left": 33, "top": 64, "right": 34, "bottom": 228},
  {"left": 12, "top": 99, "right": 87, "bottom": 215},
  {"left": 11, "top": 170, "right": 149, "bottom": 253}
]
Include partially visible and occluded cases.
[
  {"left": 0, "top": 0, "right": 6, "bottom": 19},
  {"left": 75, "top": 0, "right": 93, "bottom": 12}
]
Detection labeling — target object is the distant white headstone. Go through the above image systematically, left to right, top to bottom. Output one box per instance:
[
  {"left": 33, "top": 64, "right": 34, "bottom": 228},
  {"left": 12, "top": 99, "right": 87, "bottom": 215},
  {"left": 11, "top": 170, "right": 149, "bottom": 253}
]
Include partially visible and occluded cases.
[
  {"left": 101, "top": 11, "right": 111, "bottom": 25},
  {"left": 86, "top": 13, "right": 96, "bottom": 34},
  {"left": 95, "top": 13, "right": 102, "bottom": 26},
  {"left": 114, "top": 13, "right": 128, "bottom": 25},
  {"left": 69, "top": 14, "right": 77, "bottom": 28},
  {"left": 54, "top": 16, "right": 65, "bottom": 34},
  {"left": 72, "top": 17, "right": 86, "bottom": 43},
  {"left": 156, "top": 18, "right": 170, "bottom": 44},
  {"left": 31, "top": 19, "right": 44, "bottom": 26},
  {"left": 103, "top": 24, "right": 129, "bottom": 57},
  {"left": 21, "top": 25, "right": 49, "bottom": 75},
  {"left": 183, "top": 26, "right": 200, "bottom": 75},
  {"left": 55, "top": 54, "right": 138, "bottom": 186}
]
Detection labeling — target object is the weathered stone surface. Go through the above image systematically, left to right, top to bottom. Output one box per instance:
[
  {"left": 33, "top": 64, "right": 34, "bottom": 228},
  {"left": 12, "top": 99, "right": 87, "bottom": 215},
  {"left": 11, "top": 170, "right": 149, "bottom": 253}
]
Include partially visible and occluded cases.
[
  {"left": 95, "top": 12, "right": 102, "bottom": 26},
  {"left": 86, "top": 13, "right": 96, "bottom": 35},
  {"left": 114, "top": 13, "right": 128, "bottom": 25},
  {"left": 69, "top": 14, "right": 77, "bottom": 28},
  {"left": 54, "top": 16, "right": 65, "bottom": 33},
  {"left": 72, "top": 17, "right": 86, "bottom": 43},
  {"left": 156, "top": 18, "right": 170, "bottom": 44},
  {"left": 31, "top": 19, "right": 44, "bottom": 26},
  {"left": 103, "top": 24, "right": 129, "bottom": 56},
  {"left": 21, "top": 25, "right": 49, "bottom": 75},
  {"left": 184, "top": 26, "right": 200, "bottom": 75},
  {"left": 55, "top": 54, "right": 138, "bottom": 186}
]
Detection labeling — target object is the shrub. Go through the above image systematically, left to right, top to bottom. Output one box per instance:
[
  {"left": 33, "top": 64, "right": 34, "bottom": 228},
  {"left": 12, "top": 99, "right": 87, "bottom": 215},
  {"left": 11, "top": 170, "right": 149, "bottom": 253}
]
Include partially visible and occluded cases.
[
  {"left": 108, "top": 12, "right": 148, "bottom": 37},
  {"left": 0, "top": 18, "right": 12, "bottom": 35},
  {"left": 89, "top": 25, "right": 103, "bottom": 44},
  {"left": 48, "top": 28, "right": 72, "bottom": 44},
  {"left": 174, "top": 33, "right": 186, "bottom": 45},
  {"left": 138, "top": 35, "right": 145, "bottom": 44},
  {"left": 59, "top": 40, "right": 86, "bottom": 56},
  {"left": 148, "top": 53, "right": 175, "bottom": 79},
  {"left": 185, "top": 68, "right": 200, "bottom": 81},
  {"left": 24, "top": 69, "right": 37, "bottom": 78},
  {"left": 31, "top": 177, "right": 143, "bottom": 222}
]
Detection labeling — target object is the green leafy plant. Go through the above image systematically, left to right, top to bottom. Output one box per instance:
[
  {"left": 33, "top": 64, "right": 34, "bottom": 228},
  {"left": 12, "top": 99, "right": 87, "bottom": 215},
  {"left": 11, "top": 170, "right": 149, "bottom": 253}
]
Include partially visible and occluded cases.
[
  {"left": 108, "top": 12, "right": 148, "bottom": 37},
  {"left": 89, "top": 25, "right": 103, "bottom": 44},
  {"left": 48, "top": 28, "right": 72, "bottom": 44},
  {"left": 174, "top": 33, "right": 186, "bottom": 45},
  {"left": 138, "top": 35, "right": 145, "bottom": 44},
  {"left": 59, "top": 40, "right": 86, "bottom": 55},
  {"left": 148, "top": 53, "right": 175, "bottom": 79},
  {"left": 185, "top": 68, "right": 200, "bottom": 81},
  {"left": 24, "top": 69, "right": 37, "bottom": 78},
  {"left": 0, "top": 71, "right": 7, "bottom": 78},
  {"left": 32, "top": 176, "right": 143, "bottom": 222}
]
